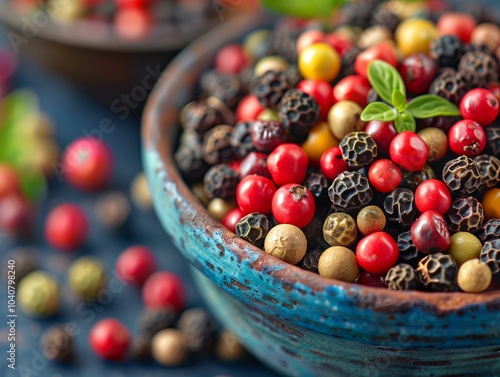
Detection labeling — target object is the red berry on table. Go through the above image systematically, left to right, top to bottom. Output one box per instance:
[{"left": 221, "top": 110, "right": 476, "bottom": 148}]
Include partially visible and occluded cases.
[
  {"left": 437, "top": 12, "right": 476, "bottom": 43},
  {"left": 354, "top": 42, "right": 398, "bottom": 78},
  {"left": 215, "top": 44, "right": 248, "bottom": 75},
  {"left": 399, "top": 53, "right": 438, "bottom": 95},
  {"left": 332, "top": 75, "right": 371, "bottom": 108},
  {"left": 297, "top": 79, "right": 334, "bottom": 120},
  {"left": 459, "top": 88, "right": 499, "bottom": 126},
  {"left": 236, "top": 94, "right": 265, "bottom": 121},
  {"left": 448, "top": 119, "right": 486, "bottom": 157},
  {"left": 364, "top": 120, "right": 397, "bottom": 156},
  {"left": 389, "top": 131, "right": 429, "bottom": 172},
  {"left": 62, "top": 137, "right": 113, "bottom": 192},
  {"left": 267, "top": 143, "right": 308, "bottom": 186},
  {"left": 319, "top": 147, "right": 349, "bottom": 181},
  {"left": 368, "top": 159, "right": 402, "bottom": 193},
  {"left": 0, "top": 164, "right": 21, "bottom": 200},
  {"left": 236, "top": 175, "right": 276, "bottom": 215},
  {"left": 414, "top": 179, "right": 451, "bottom": 215},
  {"left": 272, "top": 184, "right": 315, "bottom": 229},
  {"left": 0, "top": 193, "right": 34, "bottom": 238},
  {"left": 45, "top": 203, "right": 88, "bottom": 251},
  {"left": 221, "top": 207, "right": 245, "bottom": 233},
  {"left": 410, "top": 210, "right": 450, "bottom": 254},
  {"left": 356, "top": 232, "right": 399, "bottom": 275},
  {"left": 116, "top": 245, "right": 157, "bottom": 286},
  {"left": 142, "top": 272, "right": 186, "bottom": 313},
  {"left": 89, "top": 318, "right": 130, "bottom": 362}
]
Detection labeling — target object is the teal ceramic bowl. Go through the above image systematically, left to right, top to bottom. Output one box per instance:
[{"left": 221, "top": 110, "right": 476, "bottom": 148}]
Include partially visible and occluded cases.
[{"left": 142, "top": 12, "right": 500, "bottom": 377}]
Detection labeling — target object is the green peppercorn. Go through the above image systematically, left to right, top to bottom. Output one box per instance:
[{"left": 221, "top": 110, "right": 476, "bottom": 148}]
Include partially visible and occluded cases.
[
  {"left": 323, "top": 212, "right": 358, "bottom": 247},
  {"left": 447, "top": 232, "right": 483, "bottom": 267},
  {"left": 67, "top": 257, "right": 106, "bottom": 299},
  {"left": 19, "top": 271, "right": 59, "bottom": 317}
]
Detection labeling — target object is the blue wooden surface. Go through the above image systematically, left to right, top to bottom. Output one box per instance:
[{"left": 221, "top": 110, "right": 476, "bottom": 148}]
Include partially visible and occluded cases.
[{"left": 0, "top": 36, "right": 279, "bottom": 377}]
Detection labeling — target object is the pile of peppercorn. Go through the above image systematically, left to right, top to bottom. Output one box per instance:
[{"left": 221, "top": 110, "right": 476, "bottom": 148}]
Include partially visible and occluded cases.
[{"left": 175, "top": 0, "right": 500, "bottom": 294}]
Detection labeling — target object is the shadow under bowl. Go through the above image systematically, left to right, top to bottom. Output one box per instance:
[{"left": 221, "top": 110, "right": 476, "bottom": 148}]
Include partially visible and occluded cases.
[
  {"left": 0, "top": 2, "right": 221, "bottom": 103},
  {"left": 142, "top": 12, "right": 500, "bottom": 377}
]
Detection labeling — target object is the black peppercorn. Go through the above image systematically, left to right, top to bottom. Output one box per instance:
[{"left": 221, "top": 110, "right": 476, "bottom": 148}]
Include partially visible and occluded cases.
[
  {"left": 341, "top": 1, "right": 374, "bottom": 28},
  {"left": 369, "top": 8, "right": 400, "bottom": 33},
  {"left": 273, "top": 19, "right": 305, "bottom": 62},
  {"left": 429, "top": 35, "right": 465, "bottom": 68},
  {"left": 341, "top": 46, "right": 363, "bottom": 77},
  {"left": 458, "top": 51, "right": 499, "bottom": 88},
  {"left": 285, "top": 64, "right": 303, "bottom": 87},
  {"left": 200, "top": 69, "right": 244, "bottom": 110},
  {"left": 429, "top": 69, "right": 468, "bottom": 106},
  {"left": 251, "top": 70, "right": 293, "bottom": 110},
  {"left": 278, "top": 89, "right": 320, "bottom": 144},
  {"left": 181, "top": 97, "right": 234, "bottom": 134},
  {"left": 250, "top": 120, "right": 287, "bottom": 152},
  {"left": 231, "top": 121, "right": 257, "bottom": 159},
  {"left": 202, "top": 125, "right": 234, "bottom": 165},
  {"left": 485, "top": 126, "right": 500, "bottom": 156},
  {"left": 175, "top": 130, "right": 209, "bottom": 182},
  {"left": 339, "top": 132, "right": 378, "bottom": 168},
  {"left": 472, "top": 154, "right": 500, "bottom": 189},
  {"left": 442, "top": 155, "right": 481, "bottom": 196},
  {"left": 203, "top": 164, "right": 239, "bottom": 201},
  {"left": 401, "top": 164, "right": 436, "bottom": 191},
  {"left": 328, "top": 171, "right": 373, "bottom": 211},
  {"left": 303, "top": 172, "right": 330, "bottom": 202},
  {"left": 384, "top": 188, "right": 418, "bottom": 228},
  {"left": 94, "top": 191, "right": 130, "bottom": 231},
  {"left": 447, "top": 196, "right": 484, "bottom": 233},
  {"left": 236, "top": 212, "right": 270, "bottom": 247},
  {"left": 302, "top": 214, "right": 330, "bottom": 251},
  {"left": 479, "top": 219, "right": 500, "bottom": 243},
  {"left": 397, "top": 231, "right": 420, "bottom": 266},
  {"left": 480, "top": 238, "right": 500, "bottom": 274},
  {"left": 4, "top": 246, "right": 38, "bottom": 283},
  {"left": 301, "top": 248, "right": 323, "bottom": 273},
  {"left": 417, "top": 253, "right": 458, "bottom": 292},
  {"left": 385, "top": 263, "right": 420, "bottom": 291},
  {"left": 138, "top": 308, "right": 177, "bottom": 337},
  {"left": 177, "top": 308, "right": 217, "bottom": 352},
  {"left": 41, "top": 325, "right": 73, "bottom": 362},
  {"left": 132, "top": 333, "right": 152, "bottom": 361}
]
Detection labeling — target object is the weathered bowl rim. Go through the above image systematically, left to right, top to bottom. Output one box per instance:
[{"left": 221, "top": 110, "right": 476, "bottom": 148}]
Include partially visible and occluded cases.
[{"left": 142, "top": 11, "right": 500, "bottom": 315}]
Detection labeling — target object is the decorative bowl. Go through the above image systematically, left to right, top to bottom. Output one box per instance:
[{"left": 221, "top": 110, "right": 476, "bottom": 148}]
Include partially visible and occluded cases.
[{"left": 142, "top": 11, "right": 500, "bottom": 377}]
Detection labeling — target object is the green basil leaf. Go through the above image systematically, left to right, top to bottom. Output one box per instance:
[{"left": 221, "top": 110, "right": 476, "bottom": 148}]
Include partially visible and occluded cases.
[
  {"left": 260, "top": 0, "right": 347, "bottom": 18},
  {"left": 368, "top": 60, "right": 406, "bottom": 106},
  {"left": 392, "top": 89, "right": 407, "bottom": 112},
  {"left": 406, "top": 95, "right": 460, "bottom": 118},
  {"left": 360, "top": 102, "right": 398, "bottom": 122},
  {"left": 394, "top": 111, "right": 416, "bottom": 133}
]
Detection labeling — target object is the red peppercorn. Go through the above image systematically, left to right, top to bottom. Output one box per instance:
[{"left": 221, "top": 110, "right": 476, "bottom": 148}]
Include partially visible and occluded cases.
[
  {"left": 114, "top": 0, "right": 152, "bottom": 7},
  {"left": 114, "top": 7, "right": 153, "bottom": 40},
  {"left": 437, "top": 12, "right": 476, "bottom": 43},
  {"left": 296, "top": 30, "right": 325, "bottom": 54},
  {"left": 324, "top": 33, "right": 353, "bottom": 56},
  {"left": 354, "top": 42, "right": 398, "bottom": 78},
  {"left": 215, "top": 44, "right": 248, "bottom": 75},
  {"left": 399, "top": 53, "right": 438, "bottom": 95},
  {"left": 332, "top": 75, "right": 371, "bottom": 108},
  {"left": 297, "top": 79, "right": 334, "bottom": 120},
  {"left": 459, "top": 88, "right": 499, "bottom": 127},
  {"left": 236, "top": 94, "right": 266, "bottom": 121},
  {"left": 448, "top": 119, "right": 486, "bottom": 157},
  {"left": 364, "top": 120, "right": 397, "bottom": 156},
  {"left": 389, "top": 131, "right": 429, "bottom": 172},
  {"left": 62, "top": 137, "right": 113, "bottom": 192},
  {"left": 267, "top": 144, "right": 308, "bottom": 186},
  {"left": 319, "top": 147, "right": 349, "bottom": 181},
  {"left": 238, "top": 152, "right": 270, "bottom": 179},
  {"left": 368, "top": 159, "right": 402, "bottom": 193},
  {"left": 0, "top": 164, "right": 21, "bottom": 200},
  {"left": 236, "top": 175, "right": 276, "bottom": 215},
  {"left": 414, "top": 179, "right": 451, "bottom": 215},
  {"left": 272, "top": 184, "right": 315, "bottom": 229},
  {"left": 0, "top": 193, "right": 34, "bottom": 238},
  {"left": 45, "top": 203, "right": 88, "bottom": 251},
  {"left": 221, "top": 207, "right": 245, "bottom": 233},
  {"left": 410, "top": 210, "right": 450, "bottom": 254},
  {"left": 356, "top": 232, "right": 399, "bottom": 275},
  {"left": 116, "top": 245, "right": 157, "bottom": 286},
  {"left": 142, "top": 272, "right": 186, "bottom": 313},
  {"left": 356, "top": 272, "right": 387, "bottom": 288},
  {"left": 89, "top": 318, "right": 130, "bottom": 362}
]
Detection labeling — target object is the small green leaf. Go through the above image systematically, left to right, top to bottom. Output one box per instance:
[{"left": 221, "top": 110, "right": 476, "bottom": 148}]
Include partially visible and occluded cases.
[
  {"left": 260, "top": 0, "right": 347, "bottom": 19},
  {"left": 368, "top": 60, "right": 406, "bottom": 106},
  {"left": 392, "top": 89, "right": 407, "bottom": 112},
  {"left": 406, "top": 95, "right": 460, "bottom": 118},
  {"left": 360, "top": 102, "right": 398, "bottom": 122},
  {"left": 394, "top": 111, "right": 416, "bottom": 133}
]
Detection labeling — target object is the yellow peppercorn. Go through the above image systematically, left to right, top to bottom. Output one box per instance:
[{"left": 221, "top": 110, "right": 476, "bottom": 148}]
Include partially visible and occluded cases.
[
  {"left": 396, "top": 18, "right": 439, "bottom": 57},
  {"left": 299, "top": 43, "right": 341, "bottom": 82},
  {"left": 254, "top": 56, "right": 288, "bottom": 77},
  {"left": 301, "top": 121, "right": 339, "bottom": 166},
  {"left": 482, "top": 188, "right": 500, "bottom": 220},
  {"left": 447, "top": 232, "right": 482, "bottom": 267},
  {"left": 457, "top": 259, "right": 492, "bottom": 293}
]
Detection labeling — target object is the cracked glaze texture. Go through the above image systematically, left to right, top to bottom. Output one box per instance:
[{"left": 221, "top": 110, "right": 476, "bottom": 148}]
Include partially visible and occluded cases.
[{"left": 142, "top": 13, "right": 500, "bottom": 376}]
